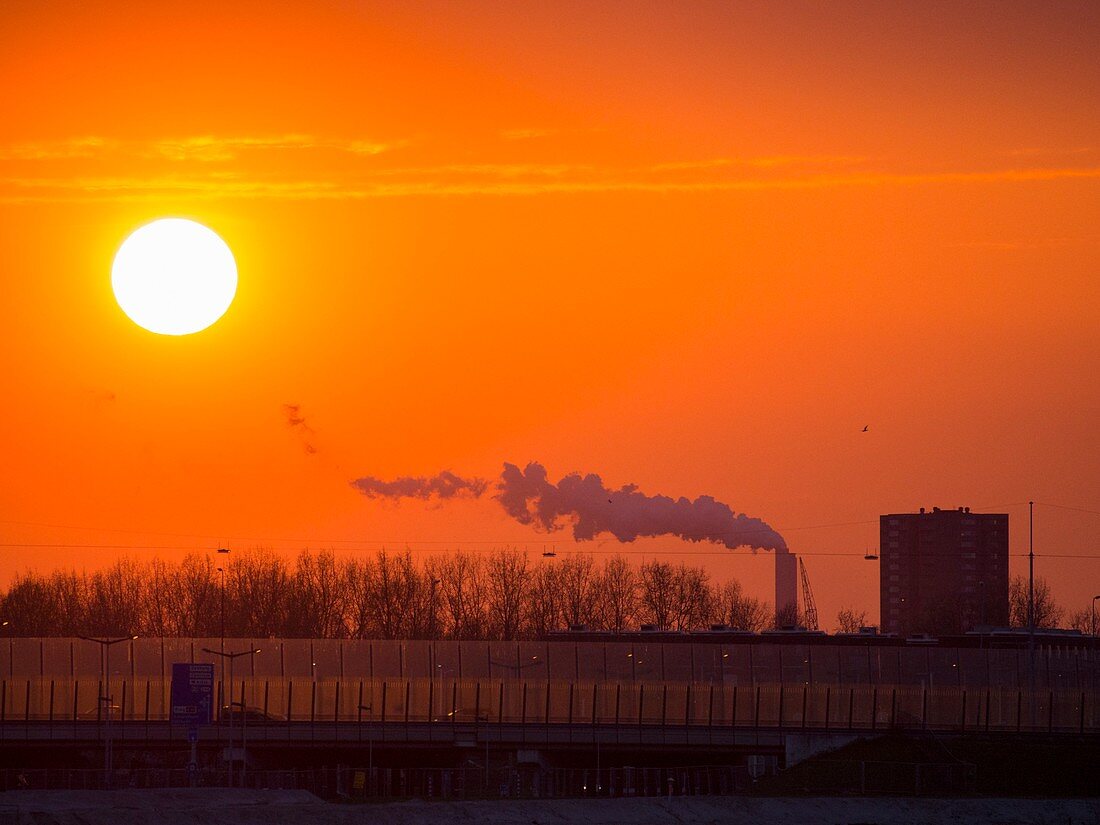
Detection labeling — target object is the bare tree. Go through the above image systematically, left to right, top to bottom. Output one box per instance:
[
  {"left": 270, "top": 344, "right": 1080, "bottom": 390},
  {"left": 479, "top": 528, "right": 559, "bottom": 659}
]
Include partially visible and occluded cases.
[
  {"left": 0, "top": 549, "right": 804, "bottom": 643},
  {"left": 230, "top": 549, "right": 291, "bottom": 637},
  {"left": 484, "top": 549, "right": 530, "bottom": 640},
  {"left": 429, "top": 552, "right": 487, "bottom": 640},
  {"left": 172, "top": 553, "right": 221, "bottom": 636},
  {"left": 558, "top": 555, "right": 600, "bottom": 629},
  {"left": 595, "top": 556, "right": 638, "bottom": 632},
  {"left": 142, "top": 559, "right": 177, "bottom": 637},
  {"left": 83, "top": 560, "right": 145, "bottom": 636},
  {"left": 638, "top": 560, "right": 677, "bottom": 629},
  {"left": 526, "top": 561, "right": 564, "bottom": 637},
  {"left": 670, "top": 564, "right": 713, "bottom": 631},
  {"left": 48, "top": 570, "right": 88, "bottom": 637},
  {"left": 1, "top": 572, "right": 62, "bottom": 636},
  {"left": 1009, "top": 575, "right": 1064, "bottom": 629},
  {"left": 713, "top": 580, "right": 771, "bottom": 631},
  {"left": 775, "top": 601, "right": 800, "bottom": 629},
  {"left": 836, "top": 607, "right": 869, "bottom": 633},
  {"left": 1066, "top": 608, "right": 1092, "bottom": 635}
]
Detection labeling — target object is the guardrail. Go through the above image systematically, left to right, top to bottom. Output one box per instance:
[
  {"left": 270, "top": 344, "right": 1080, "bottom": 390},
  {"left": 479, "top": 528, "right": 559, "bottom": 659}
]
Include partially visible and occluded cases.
[
  {"left": 3, "top": 637, "right": 1097, "bottom": 690},
  {"left": 1, "top": 679, "right": 1096, "bottom": 735},
  {"left": 0, "top": 764, "right": 750, "bottom": 799}
]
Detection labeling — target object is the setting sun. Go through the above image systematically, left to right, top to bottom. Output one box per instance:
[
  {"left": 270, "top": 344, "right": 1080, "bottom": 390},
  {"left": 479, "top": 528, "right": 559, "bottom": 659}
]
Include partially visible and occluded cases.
[{"left": 111, "top": 218, "right": 237, "bottom": 335}]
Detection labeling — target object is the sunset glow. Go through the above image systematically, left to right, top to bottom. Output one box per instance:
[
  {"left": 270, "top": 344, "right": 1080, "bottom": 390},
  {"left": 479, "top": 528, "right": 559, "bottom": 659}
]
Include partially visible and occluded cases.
[{"left": 0, "top": 0, "right": 1097, "bottom": 631}]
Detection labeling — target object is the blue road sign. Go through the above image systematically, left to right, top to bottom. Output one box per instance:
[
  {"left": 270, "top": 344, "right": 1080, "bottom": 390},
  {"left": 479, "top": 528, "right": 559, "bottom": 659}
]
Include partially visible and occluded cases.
[{"left": 170, "top": 663, "right": 214, "bottom": 726}]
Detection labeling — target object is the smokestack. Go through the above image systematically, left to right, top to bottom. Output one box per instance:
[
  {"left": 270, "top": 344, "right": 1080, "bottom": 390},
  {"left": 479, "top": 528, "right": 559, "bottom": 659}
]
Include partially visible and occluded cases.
[{"left": 774, "top": 548, "right": 798, "bottom": 627}]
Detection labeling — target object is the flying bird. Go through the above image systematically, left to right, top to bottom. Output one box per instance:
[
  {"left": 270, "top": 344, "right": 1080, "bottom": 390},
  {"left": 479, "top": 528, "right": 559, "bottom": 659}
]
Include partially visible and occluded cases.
[{"left": 861, "top": 425, "right": 869, "bottom": 432}]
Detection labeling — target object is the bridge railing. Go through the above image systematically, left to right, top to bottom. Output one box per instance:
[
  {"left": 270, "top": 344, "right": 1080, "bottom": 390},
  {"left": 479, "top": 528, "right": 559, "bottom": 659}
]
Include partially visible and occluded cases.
[
  {"left": 4, "top": 637, "right": 1097, "bottom": 690},
  {"left": 0, "top": 678, "right": 1096, "bottom": 734}
]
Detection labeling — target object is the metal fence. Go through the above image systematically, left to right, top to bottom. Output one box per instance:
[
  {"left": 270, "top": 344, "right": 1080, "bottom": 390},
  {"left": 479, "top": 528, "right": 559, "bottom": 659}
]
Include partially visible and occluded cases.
[
  {"left": 3, "top": 637, "right": 1096, "bottom": 690},
  {"left": 1, "top": 678, "right": 1096, "bottom": 734},
  {"left": 781, "top": 759, "right": 976, "bottom": 795},
  {"left": 0, "top": 764, "right": 749, "bottom": 799}
]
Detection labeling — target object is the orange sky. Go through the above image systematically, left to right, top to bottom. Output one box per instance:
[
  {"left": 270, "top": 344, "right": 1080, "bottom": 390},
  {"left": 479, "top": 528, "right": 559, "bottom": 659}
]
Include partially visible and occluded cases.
[{"left": 1, "top": 0, "right": 1098, "bottom": 628}]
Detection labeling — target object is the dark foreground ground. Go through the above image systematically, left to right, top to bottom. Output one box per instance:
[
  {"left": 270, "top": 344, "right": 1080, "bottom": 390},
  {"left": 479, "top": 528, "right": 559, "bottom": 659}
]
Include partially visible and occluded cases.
[{"left": 0, "top": 790, "right": 1096, "bottom": 825}]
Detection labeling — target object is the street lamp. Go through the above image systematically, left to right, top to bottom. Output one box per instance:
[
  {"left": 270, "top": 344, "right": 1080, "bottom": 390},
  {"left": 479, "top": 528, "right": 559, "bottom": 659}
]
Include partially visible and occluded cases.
[
  {"left": 216, "top": 547, "right": 230, "bottom": 711},
  {"left": 1091, "top": 595, "right": 1100, "bottom": 637},
  {"left": 1, "top": 620, "right": 11, "bottom": 681},
  {"left": 78, "top": 635, "right": 138, "bottom": 788},
  {"left": 202, "top": 646, "right": 258, "bottom": 788}
]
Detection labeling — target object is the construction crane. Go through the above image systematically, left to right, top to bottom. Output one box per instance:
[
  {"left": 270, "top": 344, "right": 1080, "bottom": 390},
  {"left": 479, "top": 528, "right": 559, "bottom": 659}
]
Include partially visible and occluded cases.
[{"left": 798, "top": 557, "right": 819, "bottom": 631}]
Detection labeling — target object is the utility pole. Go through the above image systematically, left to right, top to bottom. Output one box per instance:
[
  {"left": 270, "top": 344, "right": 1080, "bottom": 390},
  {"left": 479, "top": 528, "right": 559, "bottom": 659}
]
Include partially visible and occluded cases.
[
  {"left": 1027, "top": 501, "right": 1036, "bottom": 720},
  {"left": 1028, "top": 501, "right": 1035, "bottom": 631}
]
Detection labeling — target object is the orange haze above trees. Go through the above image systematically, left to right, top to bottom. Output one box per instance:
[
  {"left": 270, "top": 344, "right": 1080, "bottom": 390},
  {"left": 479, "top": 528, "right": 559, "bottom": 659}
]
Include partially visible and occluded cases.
[
  {"left": 0, "top": 1, "right": 1098, "bottom": 628},
  {"left": 0, "top": 550, "right": 773, "bottom": 640}
]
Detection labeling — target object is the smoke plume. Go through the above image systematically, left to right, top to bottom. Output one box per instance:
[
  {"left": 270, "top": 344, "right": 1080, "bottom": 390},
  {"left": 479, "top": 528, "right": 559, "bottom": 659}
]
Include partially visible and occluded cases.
[
  {"left": 282, "top": 403, "right": 318, "bottom": 455},
  {"left": 351, "top": 461, "right": 786, "bottom": 552},
  {"left": 497, "top": 462, "right": 786, "bottom": 551},
  {"left": 351, "top": 470, "right": 489, "bottom": 500}
]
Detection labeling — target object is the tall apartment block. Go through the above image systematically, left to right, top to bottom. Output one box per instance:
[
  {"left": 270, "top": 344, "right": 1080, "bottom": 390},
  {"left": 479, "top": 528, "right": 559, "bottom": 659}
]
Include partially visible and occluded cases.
[{"left": 880, "top": 507, "right": 1008, "bottom": 636}]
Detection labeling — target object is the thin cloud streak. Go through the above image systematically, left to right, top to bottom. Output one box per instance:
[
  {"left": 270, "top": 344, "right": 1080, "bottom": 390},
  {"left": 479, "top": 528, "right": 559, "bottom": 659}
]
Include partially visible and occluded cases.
[
  {"left": 0, "top": 135, "right": 400, "bottom": 163},
  {"left": 149, "top": 135, "right": 398, "bottom": 161},
  {"left": 0, "top": 137, "right": 114, "bottom": 160},
  {"left": 649, "top": 155, "right": 869, "bottom": 171},
  {"left": 2, "top": 166, "right": 1099, "bottom": 204}
]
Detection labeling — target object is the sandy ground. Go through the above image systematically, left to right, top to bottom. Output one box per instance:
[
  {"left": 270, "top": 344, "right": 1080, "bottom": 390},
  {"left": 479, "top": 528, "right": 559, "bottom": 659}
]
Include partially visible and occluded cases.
[{"left": 0, "top": 790, "right": 1095, "bottom": 825}]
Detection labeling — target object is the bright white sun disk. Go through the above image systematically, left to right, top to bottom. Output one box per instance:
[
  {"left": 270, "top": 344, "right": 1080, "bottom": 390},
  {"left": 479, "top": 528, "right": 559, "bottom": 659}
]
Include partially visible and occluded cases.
[{"left": 112, "top": 218, "right": 237, "bottom": 335}]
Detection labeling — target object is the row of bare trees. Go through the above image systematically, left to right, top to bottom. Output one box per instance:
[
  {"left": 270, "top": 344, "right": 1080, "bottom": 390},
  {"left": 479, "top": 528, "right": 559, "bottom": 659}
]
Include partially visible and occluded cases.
[{"left": 0, "top": 549, "right": 774, "bottom": 639}]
